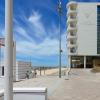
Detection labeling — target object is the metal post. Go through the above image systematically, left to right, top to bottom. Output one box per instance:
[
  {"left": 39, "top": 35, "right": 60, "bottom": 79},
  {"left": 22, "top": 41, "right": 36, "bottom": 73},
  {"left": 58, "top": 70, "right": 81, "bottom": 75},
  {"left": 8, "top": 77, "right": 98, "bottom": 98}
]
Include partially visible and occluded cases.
[
  {"left": 4, "top": 0, "right": 13, "bottom": 100},
  {"left": 57, "top": 0, "right": 62, "bottom": 78},
  {"left": 59, "top": 13, "right": 61, "bottom": 78},
  {"left": 30, "top": 56, "right": 31, "bottom": 67},
  {"left": 40, "top": 67, "right": 41, "bottom": 76},
  {"left": 44, "top": 67, "right": 45, "bottom": 75}
]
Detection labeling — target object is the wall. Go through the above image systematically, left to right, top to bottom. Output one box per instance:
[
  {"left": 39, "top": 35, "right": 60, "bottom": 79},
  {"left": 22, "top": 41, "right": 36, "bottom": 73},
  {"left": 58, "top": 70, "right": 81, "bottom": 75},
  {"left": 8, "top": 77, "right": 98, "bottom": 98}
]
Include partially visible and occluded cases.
[
  {"left": 77, "top": 3, "right": 97, "bottom": 56},
  {"left": 16, "top": 61, "right": 32, "bottom": 81}
]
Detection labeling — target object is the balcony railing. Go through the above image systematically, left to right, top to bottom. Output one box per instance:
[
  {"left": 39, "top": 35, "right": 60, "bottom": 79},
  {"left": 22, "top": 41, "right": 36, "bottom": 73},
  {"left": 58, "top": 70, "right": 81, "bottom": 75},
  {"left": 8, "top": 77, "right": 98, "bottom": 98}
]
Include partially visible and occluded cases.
[
  {"left": 67, "top": 1, "right": 77, "bottom": 8},
  {"left": 67, "top": 9, "right": 77, "bottom": 16},
  {"left": 67, "top": 17, "right": 77, "bottom": 24},
  {"left": 67, "top": 26, "right": 77, "bottom": 32},
  {"left": 67, "top": 35, "right": 77, "bottom": 41}
]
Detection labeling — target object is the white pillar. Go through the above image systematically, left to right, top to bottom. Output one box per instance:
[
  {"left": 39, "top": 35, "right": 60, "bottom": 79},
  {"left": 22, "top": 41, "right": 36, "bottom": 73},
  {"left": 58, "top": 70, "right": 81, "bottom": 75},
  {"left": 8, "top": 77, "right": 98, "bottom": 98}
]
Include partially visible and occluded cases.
[
  {"left": 5, "top": 0, "right": 13, "bottom": 100},
  {"left": 13, "top": 42, "right": 16, "bottom": 81},
  {"left": 65, "top": 56, "right": 71, "bottom": 80},
  {"left": 68, "top": 56, "right": 71, "bottom": 68},
  {"left": 84, "top": 56, "right": 86, "bottom": 69}
]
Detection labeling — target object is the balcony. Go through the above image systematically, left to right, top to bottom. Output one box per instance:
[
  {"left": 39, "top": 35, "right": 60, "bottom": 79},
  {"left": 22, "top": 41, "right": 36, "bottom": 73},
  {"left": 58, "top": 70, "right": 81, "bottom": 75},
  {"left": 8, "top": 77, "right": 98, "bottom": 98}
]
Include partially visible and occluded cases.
[
  {"left": 67, "top": 1, "right": 77, "bottom": 8},
  {"left": 67, "top": 9, "right": 77, "bottom": 17},
  {"left": 67, "top": 17, "right": 77, "bottom": 24},
  {"left": 67, "top": 26, "right": 77, "bottom": 33},
  {"left": 67, "top": 35, "right": 77, "bottom": 41},
  {"left": 67, "top": 43, "right": 77, "bottom": 48},
  {"left": 67, "top": 47, "right": 77, "bottom": 55},
  {"left": 68, "top": 52, "right": 77, "bottom": 56}
]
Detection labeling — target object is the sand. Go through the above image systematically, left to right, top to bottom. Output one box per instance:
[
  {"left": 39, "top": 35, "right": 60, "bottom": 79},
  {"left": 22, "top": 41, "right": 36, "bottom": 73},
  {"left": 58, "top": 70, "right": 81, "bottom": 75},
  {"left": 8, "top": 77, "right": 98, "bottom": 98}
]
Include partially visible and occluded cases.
[{"left": 36, "top": 68, "right": 66, "bottom": 76}]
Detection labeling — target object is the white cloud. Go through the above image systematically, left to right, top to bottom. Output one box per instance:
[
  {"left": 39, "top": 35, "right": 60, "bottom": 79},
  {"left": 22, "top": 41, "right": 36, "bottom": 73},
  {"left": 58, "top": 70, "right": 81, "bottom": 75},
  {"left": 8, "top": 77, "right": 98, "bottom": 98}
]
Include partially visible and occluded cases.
[
  {"left": 13, "top": 11, "right": 67, "bottom": 59},
  {"left": 28, "top": 11, "right": 46, "bottom": 37},
  {"left": 47, "top": 23, "right": 59, "bottom": 37},
  {"left": 14, "top": 26, "right": 34, "bottom": 42},
  {"left": 16, "top": 33, "right": 67, "bottom": 57},
  {"left": 16, "top": 38, "right": 58, "bottom": 56}
]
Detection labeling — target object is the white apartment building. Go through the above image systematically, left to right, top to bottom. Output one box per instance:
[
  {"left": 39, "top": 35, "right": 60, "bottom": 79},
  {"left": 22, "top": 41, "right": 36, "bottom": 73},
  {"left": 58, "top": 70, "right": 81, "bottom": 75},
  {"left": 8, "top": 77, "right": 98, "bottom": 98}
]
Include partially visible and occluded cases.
[{"left": 67, "top": 1, "right": 100, "bottom": 68}]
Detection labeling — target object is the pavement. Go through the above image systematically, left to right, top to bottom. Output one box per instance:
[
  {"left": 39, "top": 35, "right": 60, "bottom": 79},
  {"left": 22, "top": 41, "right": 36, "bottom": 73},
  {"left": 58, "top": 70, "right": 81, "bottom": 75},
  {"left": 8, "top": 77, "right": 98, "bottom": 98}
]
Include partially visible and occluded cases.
[
  {"left": 1, "top": 69, "right": 100, "bottom": 100},
  {"left": 49, "top": 69, "right": 100, "bottom": 100}
]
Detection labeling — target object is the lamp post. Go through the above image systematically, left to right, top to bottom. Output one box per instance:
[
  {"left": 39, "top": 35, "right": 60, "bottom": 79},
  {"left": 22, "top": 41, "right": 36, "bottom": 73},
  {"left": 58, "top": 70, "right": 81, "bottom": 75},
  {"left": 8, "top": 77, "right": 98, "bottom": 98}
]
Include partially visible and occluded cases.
[
  {"left": 5, "top": 0, "right": 13, "bottom": 100},
  {"left": 57, "top": 0, "right": 62, "bottom": 78}
]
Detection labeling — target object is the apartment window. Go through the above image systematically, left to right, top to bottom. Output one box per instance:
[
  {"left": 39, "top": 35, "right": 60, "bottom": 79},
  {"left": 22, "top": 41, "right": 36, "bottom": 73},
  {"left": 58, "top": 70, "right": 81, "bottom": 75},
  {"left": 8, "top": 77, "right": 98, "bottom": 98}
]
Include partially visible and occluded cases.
[{"left": 97, "top": 6, "right": 100, "bottom": 54}]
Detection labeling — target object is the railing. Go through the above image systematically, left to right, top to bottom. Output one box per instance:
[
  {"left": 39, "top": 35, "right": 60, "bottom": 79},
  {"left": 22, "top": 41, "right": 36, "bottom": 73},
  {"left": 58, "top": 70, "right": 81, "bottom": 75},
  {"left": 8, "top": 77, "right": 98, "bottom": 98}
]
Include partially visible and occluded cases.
[{"left": 67, "top": 1, "right": 77, "bottom": 8}]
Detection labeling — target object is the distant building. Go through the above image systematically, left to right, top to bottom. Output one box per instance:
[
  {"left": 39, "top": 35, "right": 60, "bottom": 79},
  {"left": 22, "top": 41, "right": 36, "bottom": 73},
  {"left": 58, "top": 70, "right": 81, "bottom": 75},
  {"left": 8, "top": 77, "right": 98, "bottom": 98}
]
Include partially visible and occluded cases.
[
  {"left": 67, "top": 1, "right": 100, "bottom": 68},
  {"left": 0, "top": 38, "right": 33, "bottom": 80},
  {"left": 0, "top": 40, "right": 17, "bottom": 80},
  {"left": 0, "top": 61, "right": 32, "bottom": 81},
  {"left": 15, "top": 61, "right": 32, "bottom": 81}
]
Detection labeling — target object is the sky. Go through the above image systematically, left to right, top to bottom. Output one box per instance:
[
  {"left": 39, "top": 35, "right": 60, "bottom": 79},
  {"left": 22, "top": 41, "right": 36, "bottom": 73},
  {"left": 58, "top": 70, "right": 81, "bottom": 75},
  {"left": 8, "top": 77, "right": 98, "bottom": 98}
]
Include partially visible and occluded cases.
[{"left": 0, "top": 0, "right": 100, "bottom": 67}]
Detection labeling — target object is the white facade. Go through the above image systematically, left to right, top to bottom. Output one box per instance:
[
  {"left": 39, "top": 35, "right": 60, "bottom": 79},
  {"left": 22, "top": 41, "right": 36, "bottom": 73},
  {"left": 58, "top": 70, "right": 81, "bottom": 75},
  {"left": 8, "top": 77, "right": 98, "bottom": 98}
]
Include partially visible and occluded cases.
[
  {"left": 67, "top": 2, "right": 100, "bottom": 68},
  {"left": 77, "top": 3, "right": 97, "bottom": 56}
]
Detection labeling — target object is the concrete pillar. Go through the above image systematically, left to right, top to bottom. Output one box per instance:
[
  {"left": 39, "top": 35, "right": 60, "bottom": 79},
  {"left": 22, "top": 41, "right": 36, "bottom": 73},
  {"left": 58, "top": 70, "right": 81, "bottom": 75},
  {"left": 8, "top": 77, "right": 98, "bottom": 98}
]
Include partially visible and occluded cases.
[
  {"left": 4, "top": 0, "right": 13, "bottom": 100},
  {"left": 13, "top": 42, "right": 16, "bottom": 81},
  {"left": 66, "top": 56, "right": 71, "bottom": 80},
  {"left": 68, "top": 56, "right": 71, "bottom": 68},
  {"left": 84, "top": 56, "right": 86, "bottom": 69}
]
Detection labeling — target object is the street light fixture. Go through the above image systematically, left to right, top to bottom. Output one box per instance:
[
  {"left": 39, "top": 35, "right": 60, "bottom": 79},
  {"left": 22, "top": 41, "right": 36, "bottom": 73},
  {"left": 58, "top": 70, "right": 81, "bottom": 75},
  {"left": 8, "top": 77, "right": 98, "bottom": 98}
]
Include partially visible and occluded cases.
[{"left": 57, "top": 0, "right": 62, "bottom": 78}]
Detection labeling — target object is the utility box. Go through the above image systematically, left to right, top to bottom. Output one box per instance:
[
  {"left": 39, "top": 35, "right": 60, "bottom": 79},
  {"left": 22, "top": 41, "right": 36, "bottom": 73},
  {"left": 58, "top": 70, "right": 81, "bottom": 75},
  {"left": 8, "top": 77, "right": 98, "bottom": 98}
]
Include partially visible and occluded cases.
[
  {"left": 0, "top": 88, "right": 47, "bottom": 100},
  {"left": 14, "top": 88, "right": 47, "bottom": 100}
]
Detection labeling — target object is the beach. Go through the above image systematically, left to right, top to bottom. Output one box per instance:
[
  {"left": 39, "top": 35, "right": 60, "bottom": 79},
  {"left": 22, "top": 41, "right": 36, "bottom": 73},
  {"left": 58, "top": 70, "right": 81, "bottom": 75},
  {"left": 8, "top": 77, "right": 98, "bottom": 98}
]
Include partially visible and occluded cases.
[{"left": 36, "top": 68, "right": 66, "bottom": 76}]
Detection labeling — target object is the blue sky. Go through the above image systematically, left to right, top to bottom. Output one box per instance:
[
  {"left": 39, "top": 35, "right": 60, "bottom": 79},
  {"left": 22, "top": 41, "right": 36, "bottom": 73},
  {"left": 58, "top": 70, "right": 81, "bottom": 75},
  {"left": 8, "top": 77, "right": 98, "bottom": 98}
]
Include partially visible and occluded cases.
[{"left": 0, "top": 0, "right": 100, "bottom": 67}]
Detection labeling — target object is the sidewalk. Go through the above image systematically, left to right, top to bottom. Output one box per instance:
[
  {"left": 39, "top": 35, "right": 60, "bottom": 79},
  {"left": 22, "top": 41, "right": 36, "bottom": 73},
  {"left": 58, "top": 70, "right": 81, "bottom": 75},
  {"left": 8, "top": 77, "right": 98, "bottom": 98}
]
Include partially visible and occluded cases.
[
  {"left": 13, "top": 69, "right": 100, "bottom": 100},
  {"left": 49, "top": 69, "right": 100, "bottom": 100}
]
